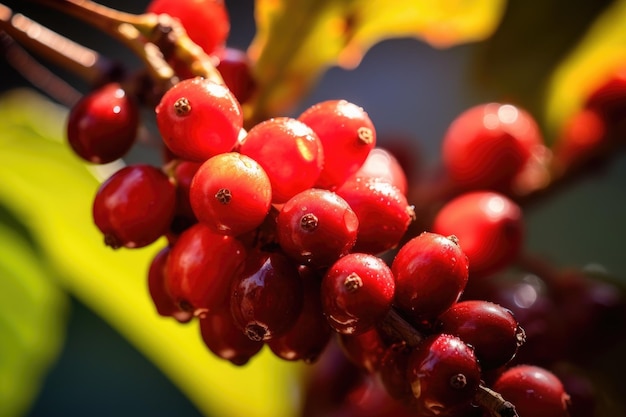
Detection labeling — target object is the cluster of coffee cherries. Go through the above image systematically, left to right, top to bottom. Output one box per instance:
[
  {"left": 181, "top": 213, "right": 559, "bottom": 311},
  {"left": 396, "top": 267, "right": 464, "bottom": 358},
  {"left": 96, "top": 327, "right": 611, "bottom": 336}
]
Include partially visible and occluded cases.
[{"left": 62, "top": 0, "right": 626, "bottom": 416}]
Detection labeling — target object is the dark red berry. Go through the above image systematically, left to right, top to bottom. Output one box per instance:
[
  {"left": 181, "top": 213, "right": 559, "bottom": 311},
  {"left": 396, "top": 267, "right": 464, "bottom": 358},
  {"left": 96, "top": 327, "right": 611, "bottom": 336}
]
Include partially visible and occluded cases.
[
  {"left": 216, "top": 47, "right": 256, "bottom": 104},
  {"left": 155, "top": 77, "right": 243, "bottom": 161},
  {"left": 67, "top": 83, "right": 139, "bottom": 164},
  {"left": 298, "top": 99, "right": 377, "bottom": 189},
  {"left": 239, "top": 117, "right": 324, "bottom": 203},
  {"left": 350, "top": 147, "right": 409, "bottom": 195},
  {"left": 189, "top": 152, "right": 272, "bottom": 236},
  {"left": 93, "top": 164, "right": 176, "bottom": 249},
  {"left": 336, "top": 177, "right": 414, "bottom": 255},
  {"left": 277, "top": 189, "right": 359, "bottom": 267},
  {"left": 432, "top": 191, "right": 524, "bottom": 279},
  {"left": 165, "top": 222, "right": 246, "bottom": 317},
  {"left": 391, "top": 232, "right": 469, "bottom": 328},
  {"left": 147, "top": 246, "right": 193, "bottom": 323},
  {"left": 230, "top": 252, "right": 304, "bottom": 341},
  {"left": 321, "top": 253, "right": 395, "bottom": 335},
  {"left": 267, "top": 266, "right": 331, "bottom": 363},
  {"left": 436, "top": 300, "right": 525, "bottom": 370},
  {"left": 199, "top": 303, "right": 263, "bottom": 366},
  {"left": 337, "top": 328, "right": 388, "bottom": 373},
  {"left": 407, "top": 334, "right": 481, "bottom": 417},
  {"left": 379, "top": 342, "right": 414, "bottom": 402},
  {"left": 492, "top": 365, "right": 571, "bottom": 417}
]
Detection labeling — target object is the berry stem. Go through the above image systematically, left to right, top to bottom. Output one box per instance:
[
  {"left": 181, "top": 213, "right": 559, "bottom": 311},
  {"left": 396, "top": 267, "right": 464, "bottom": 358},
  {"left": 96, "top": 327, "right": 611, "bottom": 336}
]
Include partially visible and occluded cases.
[
  {"left": 28, "top": 0, "right": 223, "bottom": 91},
  {"left": 0, "top": 3, "right": 117, "bottom": 89},
  {"left": 379, "top": 309, "right": 519, "bottom": 417}
]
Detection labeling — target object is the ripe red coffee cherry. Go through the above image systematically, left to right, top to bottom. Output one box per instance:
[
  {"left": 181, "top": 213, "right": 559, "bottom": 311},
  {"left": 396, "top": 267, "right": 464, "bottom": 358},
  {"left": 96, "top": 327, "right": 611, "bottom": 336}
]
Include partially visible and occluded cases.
[
  {"left": 146, "top": 0, "right": 229, "bottom": 56},
  {"left": 216, "top": 47, "right": 256, "bottom": 104},
  {"left": 155, "top": 77, "right": 243, "bottom": 161},
  {"left": 67, "top": 82, "right": 139, "bottom": 164},
  {"left": 298, "top": 99, "right": 376, "bottom": 189},
  {"left": 441, "top": 103, "right": 543, "bottom": 192},
  {"left": 239, "top": 117, "right": 324, "bottom": 203},
  {"left": 350, "top": 147, "right": 409, "bottom": 195},
  {"left": 190, "top": 152, "right": 272, "bottom": 236},
  {"left": 93, "top": 164, "right": 176, "bottom": 249},
  {"left": 336, "top": 177, "right": 414, "bottom": 255},
  {"left": 277, "top": 188, "right": 359, "bottom": 267},
  {"left": 432, "top": 191, "right": 524, "bottom": 279},
  {"left": 165, "top": 222, "right": 246, "bottom": 317},
  {"left": 391, "top": 232, "right": 469, "bottom": 328},
  {"left": 147, "top": 246, "right": 192, "bottom": 323},
  {"left": 230, "top": 252, "right": 304, "bottom": 342},
  {"left": 321, "top": 253, "right": 395, "bottom": 335},
  {"left": 267, "top": 266, "right": 331, "bottom": 363},
  {"left": 436, "top": 300, "right": 526, "bottom": 370},
  {"left": 199, "top": 303, "right": 263, "bottom": 366},
  {"left": 337, "top": 327, "right": 388, "bottom": 373},
  {"left": 407, "top": 334, "right": 481, "bottom": 417},
  {"left": 492, "top": 365, "right": 571, "bottom": 417}
]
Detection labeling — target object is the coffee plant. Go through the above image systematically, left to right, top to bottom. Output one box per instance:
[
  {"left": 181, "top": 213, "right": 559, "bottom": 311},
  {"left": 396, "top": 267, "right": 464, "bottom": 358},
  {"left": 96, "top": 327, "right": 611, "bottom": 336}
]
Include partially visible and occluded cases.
[{"left": 1, "top": 1, "right": 626, "bottom": 417}]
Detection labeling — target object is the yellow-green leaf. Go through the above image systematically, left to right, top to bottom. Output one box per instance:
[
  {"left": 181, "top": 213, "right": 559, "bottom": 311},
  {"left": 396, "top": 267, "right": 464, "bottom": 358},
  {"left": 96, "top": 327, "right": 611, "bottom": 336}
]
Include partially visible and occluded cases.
[
  {"left": 247, "top": 0, "right": 506, "bottom": 120},
  {"left": 544, "top": 0, "right": 626, "bottom": 140},
  {"left": 0, "top": 89, "right": 303, "bottom": 417},
  {"left": 0, "top": 215, "right": 67, "bottom": 417}
]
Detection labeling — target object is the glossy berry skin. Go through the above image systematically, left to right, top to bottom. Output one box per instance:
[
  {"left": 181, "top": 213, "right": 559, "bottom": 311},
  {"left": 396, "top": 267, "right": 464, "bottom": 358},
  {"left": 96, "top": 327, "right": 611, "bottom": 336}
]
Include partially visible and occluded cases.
[
  {"left": 146, "top": 0, "right": 229, "bottom": 56},
  {"left": 155, "top": 77, "right": 243, "bottom": 161},
  {"left": 67, "top": 83, "right": 138, "bottom": 164},
  {"left": 298, "top": 99, "right": 377, "bottom": 189},
  {"left": 441, "top": 103, "right": 543, "bottom": 192},
  {"left": 239, "top": 117, "right": 324, "bottom": 203},
  {"left": 350, "top": 147, "right": 409, "bottom": 195},
  {"left": 190, "top": 152, "right": 272, "bottom": 236},
  {"left": 168, "top": 159, "right": 202, "bottom": 221},
  {"left": 93, "top": 164, "right": 176, "bottom": 249},
  {"left": 336, "top": 177, "right": 414, "bottom": 255},
  {"left": 277, "top": 189, "right": 359, "bottom": 267},
  {"left": 432, "top": 191, "right": 524, "bottom": 279},
  {"left": 165, "top": 222, "right": 246, "bottom": 317},
  {"left": 391, "top": 232, "right": 469, "bottom": 329},
  {"left": 230, "top": 252, "right": 304, "bottom": 342},
  {"left": 321, "top": 253, "right": 395, "bottom": 335},
  {"left": 267, "top": 266, "right": 331, "bottom": 363},
  {"left": 436, "top": 300, "right": 525, "bottom": 370},
  {"left": 199, "top": 303, "right": 263, "bottom": 366},
  {"left": 337, "top": 327, "right": 388, "bottom": 373},
  {"left": 407, "top": 334, "right": 481, "bottom": 417},
  {"left": 379, "top": 342, "right": 413, "bottom": 401},
  {"left": 491, "top": 365, "right": 571, "bottom": 417}
]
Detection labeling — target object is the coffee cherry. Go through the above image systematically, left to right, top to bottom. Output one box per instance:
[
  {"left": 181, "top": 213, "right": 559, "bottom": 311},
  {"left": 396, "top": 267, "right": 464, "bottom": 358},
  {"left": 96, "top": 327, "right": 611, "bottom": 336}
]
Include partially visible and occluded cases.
[
  {"left": 146, "top": 0, "right": 229, "bottom": 56},
  {"left": 155, "top": 77, "right": 243, "bottom": 161},
  {"left": 67, "top": 82, "right": 139, "bottom": 164},
  {"left": 298, "top": 99, "right": 377, "bottom": 189},
  {"left": 441, "top": 103, "right": 543, "bottom": 192},
  {"left": 239, "top": 117, "right": 324, "bottom": 203},
  {"left": 350, "top": 147, "right": 409, "bottom": 195},
  {"left": 190, "top": 152, "right": 272, "bottom": 236},
  {"left": 168, "top": 159, "right": 202, "bottom": 221},
  {"left": 93, "top": 164, "right": 176, "bottom": 249},
  {"left": 336, "top": 177, "right": 414, "bottom": 255},
  {"left": 277, "top": 188, "right": 359, "bottom": 267},
  {"left": 432, "top": 191, "right": 524, "bottom": 279},
  {"left": 165, "top": 222, "right": 246, "bottom": 317},
  {"left": 391, "top": 232, "right": 469, "bottom": 328},
  {"left": 147, "top": 246, "right": 192, "bottom": 323},
  {"left": 230, "top": 252, "right": 304, "bottom": 341},
  {"left": 321, "top": 253, "right": 395, "bottom": 335},
  {"left": 267, "top": 266, "right": 331, "bottom": 363},
  {"left": 436, "top": 300, "right": 526, "bottom": 370},
  {"left": 199, "top": 303, "right": 263, "bottom": 366},
  {"left": 337, "top": 327, "right": 388, "bottom": 373},
  {"left": 407, "top": 334, "right": 481, "bottom": 417},
  {"left": 379, "top": 342, "right": 413, "bottom": 402},
  {"left": 492, "top": 365, "right": 571, "bottom": 417}
]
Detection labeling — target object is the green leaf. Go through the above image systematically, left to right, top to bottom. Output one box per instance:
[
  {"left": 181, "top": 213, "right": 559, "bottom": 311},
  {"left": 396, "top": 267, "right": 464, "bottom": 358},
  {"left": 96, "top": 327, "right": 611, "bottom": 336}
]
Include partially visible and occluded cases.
[
  {"left": 247, "top": 0, "right": 507, "bottom": 120},
  {"left": 0, "top": 89, "right": 304, "bottom": 417},
  {"left": 0, "top": 211, "right": 68, "bottom": 417}
]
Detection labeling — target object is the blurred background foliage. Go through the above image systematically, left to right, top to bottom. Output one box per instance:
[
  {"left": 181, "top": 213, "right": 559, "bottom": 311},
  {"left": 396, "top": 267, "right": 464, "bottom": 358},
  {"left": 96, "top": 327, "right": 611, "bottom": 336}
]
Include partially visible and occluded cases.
[{"left": 1, "top": 0, "right": 626, "bottom": 416}]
